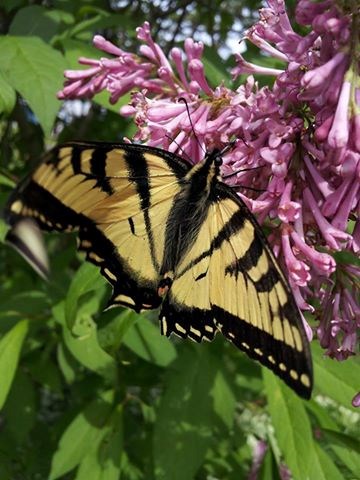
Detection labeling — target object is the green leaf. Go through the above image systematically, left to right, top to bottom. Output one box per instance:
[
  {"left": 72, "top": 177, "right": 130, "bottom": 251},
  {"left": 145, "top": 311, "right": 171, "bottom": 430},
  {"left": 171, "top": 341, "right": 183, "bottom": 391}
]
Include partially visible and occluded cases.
[
  {"left": 3, "top": 0, "right": 24, "bottom": 13},
  {"left": 9, "top": 5, "right": 60, "bottom": 42},
  {"left": 0, "top": 35, "right": 67, "bottom": 134},
  {"left": 203, "top": 48, "right": 231, "bottom": 87},
  {"left": 0, "top": 71, "right": 16, "bottom": 114},
  {"left": 0, "top": 173, "right": 16, "bottom": 188},
  {"left": 65, "top": 262, "right": 107, "bottom": 329},
  {"left": 0, "top": 290, "right": 50, "bottom": 316},
  {"left": 54, "top": 302, "right": 117, "bottom": 382},
  {"left": 98, "top": 309, "right": 137, "bottom": 353},
  {"left": 122, "top": 315, "right": 177, "bottom": 367},
  {"left": 0, "top": 319, "right": 28, "bottom": 409},
  {"left": 57, "top": 341, "right": 78, "bottom": 384},
  {"left": 312, "top": 341, "right": 360, "bottom": 409},
  {"left": 153, "top": 345, "right": 218, "bottom": 480},
  {"left": 26, "top": 353, "right": 64, "bottom": 392},
  {"left": 211, "top": 369, "right": 236, "bottom": 429},
  {"left": 263, "top": 369, "right": 326, "bottom": 480},
  {"left": 2, "top": 370, "right": 36, "bottom": 444},
  {"left": 49, "top": 391, "right": 114, "bottom": 480},
  {"left": 306, "top": 400, "right": 360, "bottom": 476},
  {"left": 75, "top": 406, "right": 123, "bottom": 480},
  {"left": 322, "top": 428, "right": 360, "bottom": 454},
  {"left": 313, "top": 443, "right": 344, "bottom": 480},
  {"left": 259, "top": 445, "right": 281, "bottom": 480},
  {"left": 0, "top": 451, "right": 12, "bottom": 480}
]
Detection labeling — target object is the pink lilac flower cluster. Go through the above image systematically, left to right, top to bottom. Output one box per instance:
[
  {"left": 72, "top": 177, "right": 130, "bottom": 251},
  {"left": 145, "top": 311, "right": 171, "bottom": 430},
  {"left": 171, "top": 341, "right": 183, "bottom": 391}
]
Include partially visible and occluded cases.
[{"left": 58, "top": 1, "right": 359, "bottom": 393}]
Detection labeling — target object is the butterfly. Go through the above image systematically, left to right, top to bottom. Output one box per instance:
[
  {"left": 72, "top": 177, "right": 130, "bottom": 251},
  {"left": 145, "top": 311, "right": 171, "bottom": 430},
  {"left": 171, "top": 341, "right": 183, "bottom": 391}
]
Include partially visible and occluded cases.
[{"left": 5, "top": 141, "right": 313, "bottom": 398}]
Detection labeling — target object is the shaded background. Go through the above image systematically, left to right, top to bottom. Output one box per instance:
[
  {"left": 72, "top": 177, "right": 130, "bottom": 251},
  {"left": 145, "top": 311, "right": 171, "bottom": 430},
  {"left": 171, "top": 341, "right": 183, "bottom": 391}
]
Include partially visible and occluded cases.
[{"left": 0, "top": 1, "right": 359, "bottom": 479}]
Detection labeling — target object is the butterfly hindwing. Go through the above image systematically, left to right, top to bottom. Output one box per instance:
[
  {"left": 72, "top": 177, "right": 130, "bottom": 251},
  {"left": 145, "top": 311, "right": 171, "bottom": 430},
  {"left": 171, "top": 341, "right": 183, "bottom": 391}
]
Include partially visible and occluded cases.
[
  {"left": 6, "top": 142, "right": 190, "bottom": 312},
  {"left": 160, "top": 182, "right": 313, "bottom": 398}
]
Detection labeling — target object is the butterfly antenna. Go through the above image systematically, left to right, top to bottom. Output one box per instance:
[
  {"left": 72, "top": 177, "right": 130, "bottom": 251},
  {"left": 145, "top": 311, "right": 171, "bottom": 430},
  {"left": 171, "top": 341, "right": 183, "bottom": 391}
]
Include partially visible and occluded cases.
[
  {"left": 178, "top": 97, "right": 206, "bottom": 155},
  {"left": 165, "top": 134, "right": 193, "bottom": 163},
  {"left": 223, "top": 164, "right": 266, "bottom": 193},
  {"left": 222, "top": 165, "right": 264, "bottom": 179}
]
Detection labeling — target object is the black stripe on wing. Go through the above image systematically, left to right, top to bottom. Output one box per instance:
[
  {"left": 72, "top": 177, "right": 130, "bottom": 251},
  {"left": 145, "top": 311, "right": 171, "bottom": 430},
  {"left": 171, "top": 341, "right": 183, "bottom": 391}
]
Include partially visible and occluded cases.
[
  {"left": 5, "top": 181, "right": 161, "bottom": 312},
  {"left": 160, "top": 297, "right": 216, "bottom": 343},
  {"left": 212, "top": 305, "right": 312, "bottom": 399}
]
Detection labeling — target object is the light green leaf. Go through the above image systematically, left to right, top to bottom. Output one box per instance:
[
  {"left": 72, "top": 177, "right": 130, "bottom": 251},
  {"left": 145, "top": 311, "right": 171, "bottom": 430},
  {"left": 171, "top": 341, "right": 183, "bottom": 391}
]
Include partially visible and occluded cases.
[
  {"left": 0, "top": 35, "right": 67, "bottom": 134},
  {"left": 0, "top": 71, "right": 16, "bottom": 114},
  {"left": 0, "top": 173, "right": 16, "bottom": 188},
  {"left": 65, "top": 262, "right": 107, "bottom": 329},
  {"left": 53, "top": 302, "right": 117, "bottom": 382},
  {"left": 98, "top": 309, "right": 137, "bottom": 353},
  {"left": 122, "top": 315, "right": 177, "bottom": 367},
  {"left": 0, "top": 319, "right": 28, "bottom": 409},
  {"left": 312, "top": 341, "right": 360, "bottom": 409},
  {"left": 57, "top": 342, "right": 77, "bottom": 384},
  {"left": 153, "top": 345, "right": 218, "bottom": 480},
  {"left": 211, "top": 369, "right": 236, "bottom": 429},
  {"left": 263, "top": 369, "right": 326, "bottom": 480},
  {"left": 49, "top": 391, "right": 114, "bottom": 480},
  {"left": 76, "top": 406, "right": 123, "bottom": 480},
  {"left": 313, "top": 443, "right": 344, "bottom": 480}
]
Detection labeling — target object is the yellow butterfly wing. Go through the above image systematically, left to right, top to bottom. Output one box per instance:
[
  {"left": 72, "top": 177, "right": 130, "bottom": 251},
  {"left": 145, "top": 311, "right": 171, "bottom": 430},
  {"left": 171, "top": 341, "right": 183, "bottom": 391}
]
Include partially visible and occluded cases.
[
  {"left": 6, "top": 141, "right": 190, "bottom": 311},
  {"left": 160, "top": 183, "right": 313, "bottom": 398}
]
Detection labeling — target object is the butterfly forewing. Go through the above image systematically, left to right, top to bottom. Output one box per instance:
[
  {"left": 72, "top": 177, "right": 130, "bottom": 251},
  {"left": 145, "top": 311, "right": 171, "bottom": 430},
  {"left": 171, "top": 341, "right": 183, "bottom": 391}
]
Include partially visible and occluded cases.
[{"left": 6, "top": 142, "right": 190, "bottom": 312}]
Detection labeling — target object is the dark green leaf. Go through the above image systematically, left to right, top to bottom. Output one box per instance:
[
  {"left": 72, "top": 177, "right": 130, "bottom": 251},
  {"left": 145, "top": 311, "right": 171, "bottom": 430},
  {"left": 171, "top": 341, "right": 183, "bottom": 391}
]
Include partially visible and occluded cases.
[
  {"left": 9, "top": 5, "right": 60, "bottom": 42},
  {"left": 122, "top": 314, "right": 177, "bottom": 367},
  {"left": 153, "top": 345, "right": 218, "bottom": 480},
  {"left": 2, "top": 370, "right": 36, "bottom": 444},
  {"left": 322, "top": 429, "right": 360, "bottom": 454}
]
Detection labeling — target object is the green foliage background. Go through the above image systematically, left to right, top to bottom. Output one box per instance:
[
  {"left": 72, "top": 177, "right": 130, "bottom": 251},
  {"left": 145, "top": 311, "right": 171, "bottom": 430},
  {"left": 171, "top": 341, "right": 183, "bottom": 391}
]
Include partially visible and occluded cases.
[{"left": 0, "top": 1, "right": 359, "bottom": 479}]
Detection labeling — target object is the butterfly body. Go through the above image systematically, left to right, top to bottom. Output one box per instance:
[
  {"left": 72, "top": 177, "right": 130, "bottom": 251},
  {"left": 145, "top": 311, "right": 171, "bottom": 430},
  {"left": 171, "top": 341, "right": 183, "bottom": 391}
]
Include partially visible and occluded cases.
[{"left": 5, "top": 141, "right": 313, "bottom": 398}]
